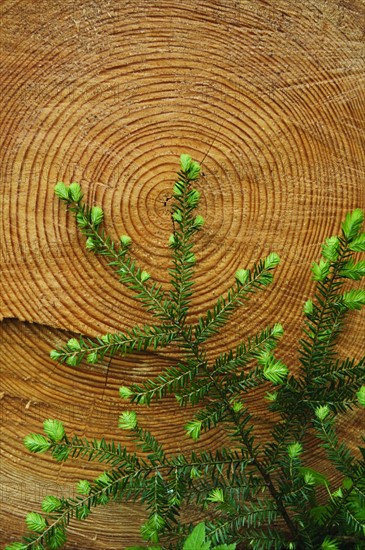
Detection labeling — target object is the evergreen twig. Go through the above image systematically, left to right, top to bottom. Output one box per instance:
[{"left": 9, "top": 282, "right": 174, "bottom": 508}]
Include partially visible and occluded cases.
[{"left": 6, "top": 156, "right": 365, "bottom": 550}]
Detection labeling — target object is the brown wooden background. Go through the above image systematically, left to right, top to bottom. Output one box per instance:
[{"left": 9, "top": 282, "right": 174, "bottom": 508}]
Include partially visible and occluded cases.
[{"left": 1, "top": 0, "right": 364, "bottom": 548}]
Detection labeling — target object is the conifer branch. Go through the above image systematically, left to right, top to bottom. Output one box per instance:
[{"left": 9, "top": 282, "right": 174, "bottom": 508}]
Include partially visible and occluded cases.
[
  {"left": 168, "top": 155, "right": 202, "bottom": 323},
  {"left": 9, "top": 160, "right": 365, "bottom": 550},
  {"left": 55, "top": 183, "right": 172, "bottom": 323},
  {"left": 299, "top": 213, "right": 365, "bottom": 384},
  {"left": 194, "top": 253, "right": 280, "bottom": 344},
  {"left": 50, "top": 324, "right": 178, "bottom": 366},
  {"left": 205, "top": 501, "right": 280, "bottom": 545}
]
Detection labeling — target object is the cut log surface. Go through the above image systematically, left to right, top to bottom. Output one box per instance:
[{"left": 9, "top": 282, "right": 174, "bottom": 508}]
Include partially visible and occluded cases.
[{"left": 1, "top": 0, "right": 364, "bottom": 547}]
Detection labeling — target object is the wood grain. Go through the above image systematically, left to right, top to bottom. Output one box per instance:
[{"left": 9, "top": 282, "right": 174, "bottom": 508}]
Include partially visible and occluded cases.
[{"left": 1, "top": 0, "right": 364, "bottom": 547}]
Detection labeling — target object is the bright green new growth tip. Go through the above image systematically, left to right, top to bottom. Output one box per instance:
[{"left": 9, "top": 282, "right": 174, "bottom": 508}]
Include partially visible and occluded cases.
[{"left": 7, "top": 155, "right": 365, "bottom": 550}]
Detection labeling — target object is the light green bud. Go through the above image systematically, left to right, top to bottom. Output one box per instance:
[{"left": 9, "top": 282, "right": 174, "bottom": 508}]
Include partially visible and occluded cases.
[
  {"left": 180, "top": 153, "right": 192, "bottom": 172},
  {"left": 188, "top": 161, "right": 201, "bottom": 180},
  {"left": 54, "top": 182, "right": 70, "bottom": 201},
  {"left": 68, "top": 182, "right": 83, "bottom": 203},
  {"left": 187, "top": 188, "right": 200, "bottom": 206},
  {"left": 91, "top": 206, "right": 103, "bottom": 225},
  {"left": 173, "top": 210, "right": 182, "bottom": 222},
  {"left": 193, "top": 214, "right": 205, "bottom": 228},
  {"left": 120, "top": 234, "right": 132, "bottom": 246},
  {"left": 322, "top": 236, "right": 339, "bottom": 261},
  {"left": 85, "top": 237, "right": 96, "bottom": 250},
  {"left": 185, "top": 253, "right": 196, "bottom": 264},
  {"left": 311, "top": 259, "right": 330, "bottom": 282},
  {"left": 235, "top": 269, "right": 249, "bottom": 285},
  {"left": 140, "top": 271, "right": 151, "bottom": 282},
  {"left": 304, "top": 300, "right": 313, "bottom": 315},
  {"left": 67, "top": 338, "right": 81, "bottom": 351},
  {"left": 50, "top": 349, "right": 63, "bottom": 361},
  {"left": 87, "top": 351, "right": 98, "bottom": 364},
  {"left": 66, "top": 355, "right": 79, "bottom": 367},
  {"left": 119, "top": 386, "right": 133, "bottom": 399},
  {"left": 356, "top": 386, "right": 365, "bottom": 407},
  {"left": 265, "top": 392, "right": 278, "bottom": 401},
  {"left": 231, "top": 401, "right": 244, "bottom": 412},
  {"left": 315, "top": 405, "right": 330, "bottom": 420},
  {"left": 119, "top": 411, "right": 137, "bottom": 430},
  {"left": 43, "top": 419, "right": 65, "bottom": 442},
  {"left": 287, "top": 442, "right": 303, "bottom": 459},
  {"left": 189, "top": 466, "right": 201, "bottom": 479},
  {"left": 96, "top": 472, "right": 110, "bottom": 485},
  {"left": 77, "top": 480, "right": 91, "bottom": 495},
  {"left": 207, "top": 488, "right": 224, "bottom": 502},
  {"left": 41, "top": 495, "right": 62, "bottom": 513},
  {"left": 25, "top": 512, "right": 47, "bottom": 533}
]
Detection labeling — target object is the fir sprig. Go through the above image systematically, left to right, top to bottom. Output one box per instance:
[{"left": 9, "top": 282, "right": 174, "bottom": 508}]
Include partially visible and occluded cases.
[
  {"left": 168, "top": 154, "right": 202, "bottom": 323},
  {"left": 7, "top": 156, "right": 365, "bottom": 550},
  {"left": 194, "top": 253, "right": 280, "bottom": 344},
  {"left": 50, "top": 324, "right": 178, "bottom": 366}
]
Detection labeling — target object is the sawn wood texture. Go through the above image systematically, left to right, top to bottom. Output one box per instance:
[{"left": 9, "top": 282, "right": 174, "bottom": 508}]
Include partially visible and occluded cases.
[{"left": 1, "top": 0, "right": 364, "bottom": 547}]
